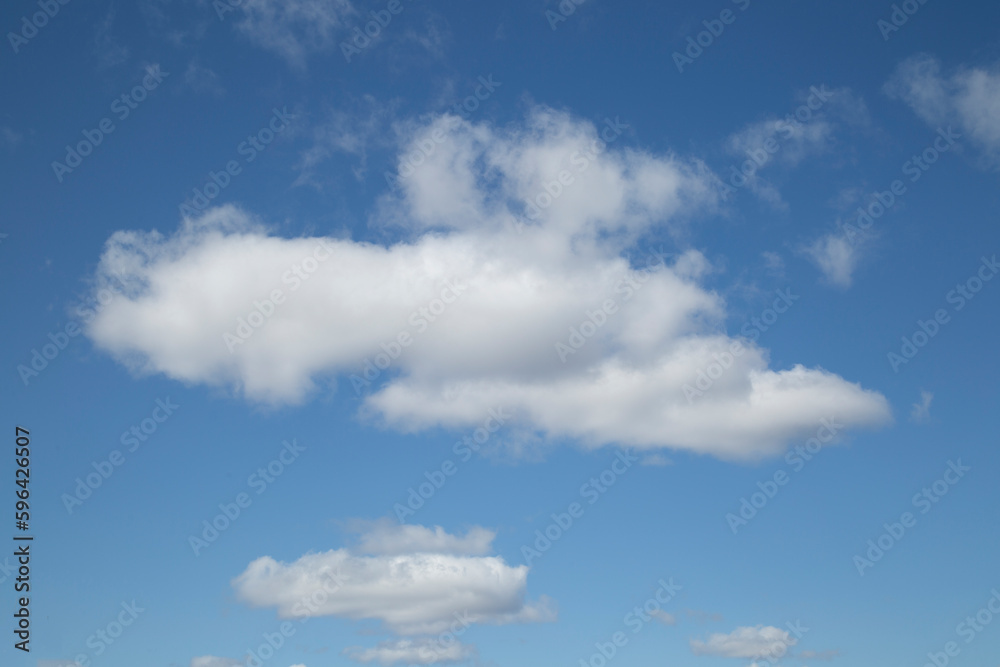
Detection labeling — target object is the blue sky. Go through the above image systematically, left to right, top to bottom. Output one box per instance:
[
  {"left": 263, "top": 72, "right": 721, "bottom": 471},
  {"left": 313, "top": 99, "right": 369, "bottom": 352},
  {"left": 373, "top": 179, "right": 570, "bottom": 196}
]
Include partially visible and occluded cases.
[{"left": 2, "top": 0, "right": 1000, "bottom": 666}]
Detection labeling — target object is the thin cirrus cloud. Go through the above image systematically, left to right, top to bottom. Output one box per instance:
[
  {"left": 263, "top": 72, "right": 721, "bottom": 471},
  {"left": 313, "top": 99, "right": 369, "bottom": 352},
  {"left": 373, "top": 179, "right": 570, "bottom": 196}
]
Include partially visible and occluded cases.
[
  {"left": 232, "top": 0, "right": 356, "bottom": 68},
  {"left": 886, "top": 54, "right": 1000, "bottom": 162},
  {"left": 723, "top": 86, "right": 871, "bottom": 207},
  {"left": 82, "top": 105, "right": 891, "bottom": 461},
  {"left": 231, "top": 523, "right": 555, "bottom": 637}
]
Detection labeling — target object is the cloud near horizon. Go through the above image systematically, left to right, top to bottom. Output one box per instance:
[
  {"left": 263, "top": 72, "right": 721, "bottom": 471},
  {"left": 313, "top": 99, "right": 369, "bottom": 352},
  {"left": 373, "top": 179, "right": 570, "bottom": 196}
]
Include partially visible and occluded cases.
[{"left": 232, "top": 523, "right": 554, "bottom": 639}]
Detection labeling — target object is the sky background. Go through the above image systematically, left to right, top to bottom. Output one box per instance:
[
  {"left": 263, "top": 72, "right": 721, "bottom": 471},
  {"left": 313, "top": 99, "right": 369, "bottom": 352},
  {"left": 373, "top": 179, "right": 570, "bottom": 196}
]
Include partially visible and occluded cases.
[{"left": 2, "top": 1, "right": 1000, "bottom": 666}]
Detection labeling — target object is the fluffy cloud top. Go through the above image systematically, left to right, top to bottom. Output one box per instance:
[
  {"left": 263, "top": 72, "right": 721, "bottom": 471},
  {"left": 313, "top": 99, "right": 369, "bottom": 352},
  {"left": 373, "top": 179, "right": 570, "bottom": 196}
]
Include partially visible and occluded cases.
[
  {"left": 886, "top": 54, "right": 1000, "bottom": 161},
  {"left": 84, "top": 107, "right": 890, "bottom": 460},
  {"left": 352, "top": 522, "right": 495, "bottom": 556},
  {"left": 231, "top": 523, "right": 554, "bottom": 636},
  {"left": 690, "top": 625, "right": 795, "bottom": 659}
]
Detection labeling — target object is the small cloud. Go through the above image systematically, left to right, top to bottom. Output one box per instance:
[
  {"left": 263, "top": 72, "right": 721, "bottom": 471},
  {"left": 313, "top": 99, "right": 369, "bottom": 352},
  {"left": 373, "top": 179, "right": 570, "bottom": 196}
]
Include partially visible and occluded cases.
[
  {"left": 886, "top": 54, "right": 1000, "bottom": 164},
  {"left": 183, "top": 60, "right": 225, "bottom": 97},
  {"left": 1, "top": 126, "right": 22, "bottom": 149},
  {"left": 829, "top": 185, "right": 865, "bottom": 210},
  {"left": 806, "top": 233, "right": 858, "bottom": 288},
  {"left": 761, "top": 251, "right": 785, "bottom": 276},
  {"left": 910, "top": 391, "right": 933, "bottom": 423},
  {"left": 640, "top": 454, "right": 673, "bottom": 467},
  {"left": 651, "top": 610, "right": 677, "bottom": 625},
  {"left": 691, "top": 625, "right": 796, "bottom": 659}
]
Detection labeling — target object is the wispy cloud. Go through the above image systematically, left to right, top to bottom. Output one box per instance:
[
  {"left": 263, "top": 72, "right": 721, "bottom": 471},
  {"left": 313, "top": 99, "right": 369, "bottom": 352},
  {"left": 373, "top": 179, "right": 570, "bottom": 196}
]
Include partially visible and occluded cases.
[
  {"left": 233, "top": 0, "right": 355, "bottom": 68},
  {"left": 886, "top": 54, "right": 1000, "bottom": 163},
  {"left": 806, "top": 233, "right": 859, "bottom": 288},
  {"left": 910, "top": 390, "right": 933, "bottom": 423}
]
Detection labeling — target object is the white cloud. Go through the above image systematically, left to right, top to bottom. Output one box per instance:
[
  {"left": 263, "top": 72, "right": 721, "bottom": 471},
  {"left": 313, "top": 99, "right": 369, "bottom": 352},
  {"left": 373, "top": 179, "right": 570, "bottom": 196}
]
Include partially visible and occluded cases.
[
  {"left": 234, "top": 0, "right": 354, "bottom": 68},
  {"left": 886, "top": 54, "right": 1000, "bottom": 161},
  {"left": 83, "top": 107, "right": 890, "bottom": 461},
  {"left": 806, "top": 233, "right": 859, "bottom": 287},
  {"left": 910, "top": 390, "right": 933, "bottom": 423},
  {"left": 231, "top": 523, "right": 554, "bottom": 635},
  {"left": 690, "top": 625, "right": 795, "bottom": 659},
  {"left": 344, "top": 638, "right": 474, "bottom": 665},
  {"left": 191, "top": 657, "right": 242, "bottom": 667}
]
